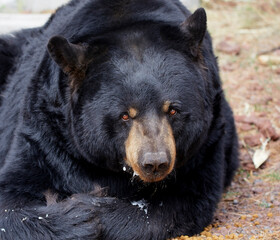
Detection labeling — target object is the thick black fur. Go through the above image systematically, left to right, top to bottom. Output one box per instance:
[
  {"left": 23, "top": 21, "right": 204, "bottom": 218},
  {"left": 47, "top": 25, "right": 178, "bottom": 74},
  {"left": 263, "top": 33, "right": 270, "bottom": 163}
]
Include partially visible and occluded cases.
[{"left": 0, "top": 0, "right": 239, "bottom": 239}]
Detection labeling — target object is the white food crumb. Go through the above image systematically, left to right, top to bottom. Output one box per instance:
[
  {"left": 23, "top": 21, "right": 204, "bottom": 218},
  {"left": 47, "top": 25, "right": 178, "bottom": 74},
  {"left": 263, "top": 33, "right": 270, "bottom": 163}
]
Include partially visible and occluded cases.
[
  {"left": 123, "top": 166, "right": 126, "bottom": 172},
  {"left": 133, "top": 172, "right": 139, "bottom": 177},
  {"left": 131, "top": 199, "right": 149, "bottom": 214},
  {"left": 21, "top": 217, "right": 27, "bottom": 222},
  {"left": 38, "top": 217, "right": 43, "bottom": 220},
  {"left": 1, "top": 228, "right": 6, "bottom": 233}
]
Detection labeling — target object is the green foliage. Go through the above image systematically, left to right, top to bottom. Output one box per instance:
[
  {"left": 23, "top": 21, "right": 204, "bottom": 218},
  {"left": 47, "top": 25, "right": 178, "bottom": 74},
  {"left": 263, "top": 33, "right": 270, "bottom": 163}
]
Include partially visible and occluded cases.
[
  {"left": 265, "top": 172, "right": 280, "bottom": 182},
  {"left": 259, "top": 200, "right": 272, "bottom": 208}
]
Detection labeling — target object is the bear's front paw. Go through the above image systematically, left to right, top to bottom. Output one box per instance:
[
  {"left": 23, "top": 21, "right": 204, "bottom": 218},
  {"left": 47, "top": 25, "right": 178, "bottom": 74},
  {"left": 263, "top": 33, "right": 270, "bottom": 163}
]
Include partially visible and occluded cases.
[{"left": 43, "top": 194, "right": 115, "bottom": 239}]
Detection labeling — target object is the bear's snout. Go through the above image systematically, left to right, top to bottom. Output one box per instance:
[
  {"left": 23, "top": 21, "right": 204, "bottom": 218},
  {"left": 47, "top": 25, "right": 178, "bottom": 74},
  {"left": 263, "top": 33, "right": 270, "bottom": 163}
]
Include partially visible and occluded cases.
[{"left": 125, "top": 116, "right": 176, "bottom": 182}]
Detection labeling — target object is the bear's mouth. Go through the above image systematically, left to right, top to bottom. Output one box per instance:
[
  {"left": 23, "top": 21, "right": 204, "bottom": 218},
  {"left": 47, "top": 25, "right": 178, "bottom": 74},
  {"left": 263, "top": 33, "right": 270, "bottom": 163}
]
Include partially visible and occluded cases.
[
  {"left": 123, "top": 161, "right": 173, "bottom": 183},
  {"left": 134, "top": 167, "right": 173, "bottom": 183}
]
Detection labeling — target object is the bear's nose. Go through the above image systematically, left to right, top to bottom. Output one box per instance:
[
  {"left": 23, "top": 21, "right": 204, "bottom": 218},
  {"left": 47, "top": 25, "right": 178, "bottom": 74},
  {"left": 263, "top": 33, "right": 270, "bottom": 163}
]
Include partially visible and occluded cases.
[{"left": 142, "top": 152, "right": 169, "bottom": 173}]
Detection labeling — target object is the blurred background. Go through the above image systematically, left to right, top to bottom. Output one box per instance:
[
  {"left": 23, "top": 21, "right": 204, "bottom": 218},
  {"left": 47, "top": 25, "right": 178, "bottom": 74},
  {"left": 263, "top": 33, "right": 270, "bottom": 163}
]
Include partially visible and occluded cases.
[
  {"left": 0, "top": 0, "right": 200, "bottom": 33},
  {"left": 0, "top": 0, "right": 199, "bottom": 13},
  {"left": 0, "top": 0, "right": 69, "bottom": 13},
  {"left": 1, "top": 0, "right": 280, "bottom": 239}
]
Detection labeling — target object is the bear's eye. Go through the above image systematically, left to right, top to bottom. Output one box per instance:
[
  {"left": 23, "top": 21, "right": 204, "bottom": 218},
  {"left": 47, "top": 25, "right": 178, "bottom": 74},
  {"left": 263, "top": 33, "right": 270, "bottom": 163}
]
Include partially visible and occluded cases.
[
  {"left": 169, "top": 109, "right": 177, "bottom": 116},
  {"left": 122, "top": 114, "right": 130, "bottom": 121}
]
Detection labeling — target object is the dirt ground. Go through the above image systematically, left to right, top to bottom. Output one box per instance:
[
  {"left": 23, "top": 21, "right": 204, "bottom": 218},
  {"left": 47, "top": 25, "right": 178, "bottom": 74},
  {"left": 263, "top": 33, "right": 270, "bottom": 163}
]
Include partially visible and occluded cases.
[{"left": 173, "top": 1, "right": 280, "bottom": 239}]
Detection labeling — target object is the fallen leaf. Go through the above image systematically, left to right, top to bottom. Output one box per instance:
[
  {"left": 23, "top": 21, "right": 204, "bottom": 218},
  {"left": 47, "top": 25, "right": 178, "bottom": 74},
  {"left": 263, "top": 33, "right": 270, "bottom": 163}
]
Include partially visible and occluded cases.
[
  {"left": 217, "top": 40, "right": 241, "bottom": 55},
  {"left": 258, "top": 55, "right": 280, "bottom": 65},
  {"left": 221, "top": 63, "right": 237, "bottom": 72},
  {"left": 275, "top": 67, "right": 280, "bottom": 74},
  {"left": 247, "top": 83, "right": 264, "bottom": 91},
  {"left": 250, "top": 96, "right": 273, "bottom": 105},
  {"left": 235, "top": 115, "right": 279, "bottom": 141},
  {"left": 235, "top": 115, "right": 254, "bottom": 124},
  {"left": 253, "top": 119, "right": 280, "bottom": 141},
  {"left": 237, "top": 122, "right": 254, "bottom": 131},
  {"left": 244, "top": 134, "right": 262, "bottom": 147},
  {"left": 252, "top": 139, "right": 270, "bottom": 169}
]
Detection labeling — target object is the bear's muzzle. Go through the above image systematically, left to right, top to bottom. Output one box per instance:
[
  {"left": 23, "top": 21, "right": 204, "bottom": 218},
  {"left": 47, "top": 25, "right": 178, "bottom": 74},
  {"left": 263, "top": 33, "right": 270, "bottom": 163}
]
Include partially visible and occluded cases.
[{"left": 125, "top": 115, "right": 176, "bottom": 182}]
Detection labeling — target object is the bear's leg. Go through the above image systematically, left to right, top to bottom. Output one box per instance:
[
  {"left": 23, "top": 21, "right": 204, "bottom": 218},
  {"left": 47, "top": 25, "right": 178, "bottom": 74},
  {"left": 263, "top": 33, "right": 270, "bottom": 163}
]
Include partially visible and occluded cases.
[
  {"left": 94, "top": 194, "right": 216, "bottom": 240},
  {"left": 0, "top": 195, "right": 104, "bottom": 240}
]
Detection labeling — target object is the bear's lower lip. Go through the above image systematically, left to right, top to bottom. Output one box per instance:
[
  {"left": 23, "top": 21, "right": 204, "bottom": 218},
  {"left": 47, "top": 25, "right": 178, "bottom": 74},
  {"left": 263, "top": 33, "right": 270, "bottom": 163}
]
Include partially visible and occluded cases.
[{"left": 137, "top": 172, "right": 169, "bottom": 183}]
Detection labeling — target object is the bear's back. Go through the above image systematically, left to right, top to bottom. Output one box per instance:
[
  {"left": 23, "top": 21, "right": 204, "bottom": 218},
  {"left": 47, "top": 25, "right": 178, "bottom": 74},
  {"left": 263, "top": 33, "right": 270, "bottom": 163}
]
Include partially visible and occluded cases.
[{"left": 0, "top": 28, "right": 44, "bottom": 167}]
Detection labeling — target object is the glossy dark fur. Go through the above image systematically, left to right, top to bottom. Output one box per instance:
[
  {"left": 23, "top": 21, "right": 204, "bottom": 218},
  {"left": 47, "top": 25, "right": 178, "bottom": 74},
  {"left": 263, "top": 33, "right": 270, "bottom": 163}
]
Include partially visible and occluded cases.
[{"left": 0, "top": 0, "right": 239, "bottom": 239}]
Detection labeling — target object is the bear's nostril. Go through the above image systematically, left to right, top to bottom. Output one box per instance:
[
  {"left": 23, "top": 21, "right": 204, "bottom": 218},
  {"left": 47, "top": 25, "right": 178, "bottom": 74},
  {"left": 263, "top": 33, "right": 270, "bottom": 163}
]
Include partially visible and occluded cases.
[
  {"left": 142, "top": 152, "right": 169, "bottom": 173},
  {"left": 143, "top": 160, "right": 168, "bottom": 173},
  {"left": 158, "top": 162, "right": 168, "bottom": 171},
  {"left": 143, "top": 163, "right": 156, "bottom": 172}
]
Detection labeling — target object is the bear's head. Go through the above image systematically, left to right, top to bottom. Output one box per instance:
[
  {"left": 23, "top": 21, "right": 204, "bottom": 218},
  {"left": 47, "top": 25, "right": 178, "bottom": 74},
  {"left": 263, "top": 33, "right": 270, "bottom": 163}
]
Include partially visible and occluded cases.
[{"left": 47, "top": 8, "right": 214, "bottom": 183}]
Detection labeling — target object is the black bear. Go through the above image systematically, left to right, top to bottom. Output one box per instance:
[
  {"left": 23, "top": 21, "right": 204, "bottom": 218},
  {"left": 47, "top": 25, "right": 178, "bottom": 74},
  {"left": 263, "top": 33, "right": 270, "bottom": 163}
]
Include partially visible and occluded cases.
[{"left": 0, "top": 0, "right": 239, "bottom": 239}]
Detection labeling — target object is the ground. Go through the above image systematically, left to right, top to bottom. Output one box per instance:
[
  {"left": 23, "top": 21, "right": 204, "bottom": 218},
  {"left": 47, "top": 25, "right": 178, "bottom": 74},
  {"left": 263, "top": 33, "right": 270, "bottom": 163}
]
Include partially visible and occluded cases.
[{"left": 173, "top": 1, "right": 280, "bottom": 239}]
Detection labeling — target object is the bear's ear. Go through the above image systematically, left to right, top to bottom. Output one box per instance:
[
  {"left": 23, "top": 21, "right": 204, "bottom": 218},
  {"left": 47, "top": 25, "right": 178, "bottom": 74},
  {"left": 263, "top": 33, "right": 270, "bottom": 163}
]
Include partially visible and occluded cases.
[
  {"left": 181, "top": 8, "right": 207, "bottom": 58},
  {"left": 47, "top": 36, "right": 93, "bottom": 92}
]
